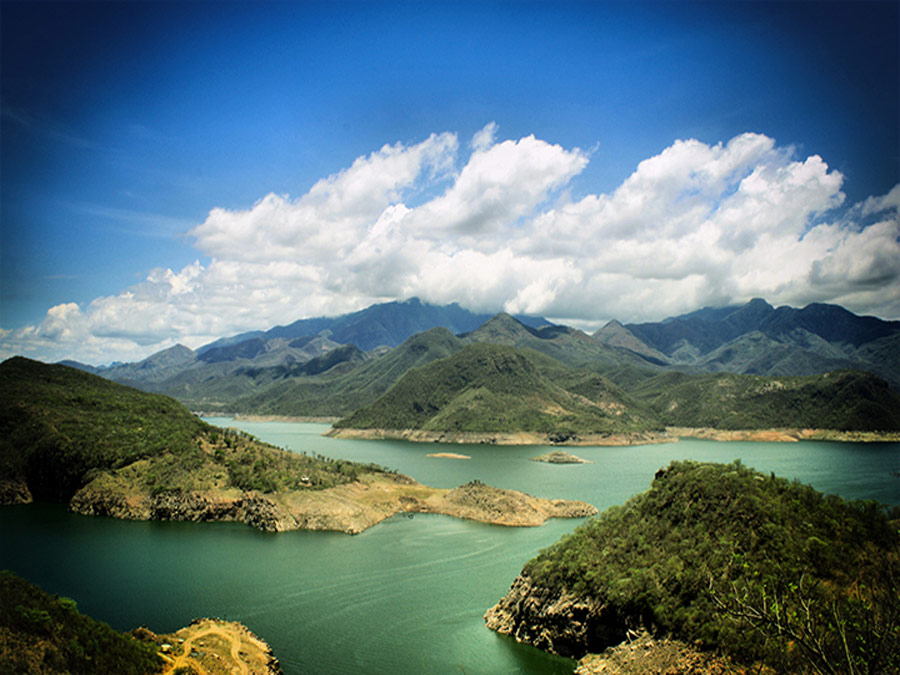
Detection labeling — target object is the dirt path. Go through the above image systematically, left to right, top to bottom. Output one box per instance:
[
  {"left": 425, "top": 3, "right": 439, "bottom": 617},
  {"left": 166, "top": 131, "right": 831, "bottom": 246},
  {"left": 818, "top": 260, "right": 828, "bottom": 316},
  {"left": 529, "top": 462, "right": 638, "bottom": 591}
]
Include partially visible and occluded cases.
[{"left": 159, "top": 618, "right": 275, "bottom": 675}]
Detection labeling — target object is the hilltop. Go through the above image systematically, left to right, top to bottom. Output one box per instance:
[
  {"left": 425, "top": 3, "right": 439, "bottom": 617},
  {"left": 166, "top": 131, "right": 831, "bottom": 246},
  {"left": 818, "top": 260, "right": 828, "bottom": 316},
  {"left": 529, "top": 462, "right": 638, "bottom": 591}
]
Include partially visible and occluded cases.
[
  {"left": 330, "top": 343, "right": 665, "bottom": 445},
  {"left": 0, "top": 357, "right": 594, "bottom": 532},
  {"left": 486, "top": 460, "right": 900, "bottom": 673}
]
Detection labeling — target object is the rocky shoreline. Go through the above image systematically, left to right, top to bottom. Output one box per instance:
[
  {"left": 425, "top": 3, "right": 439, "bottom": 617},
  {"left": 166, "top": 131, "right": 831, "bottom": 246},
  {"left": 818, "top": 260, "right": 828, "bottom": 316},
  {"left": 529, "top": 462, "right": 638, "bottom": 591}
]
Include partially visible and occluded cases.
[
  {"left": 326, "top": 426, "right": 900, "bottom": 445},
  {"left": 668, "top": 426, "right": 900, "bottom": 442},
  {"left": 325, "top": 427, "right": 670, "bottom": 446},
  {"left": 66, "top": 473, "right": 596, "bottom": 534},
  {"left": 484, "top": 573, "right": 613, "bottom": 658}
]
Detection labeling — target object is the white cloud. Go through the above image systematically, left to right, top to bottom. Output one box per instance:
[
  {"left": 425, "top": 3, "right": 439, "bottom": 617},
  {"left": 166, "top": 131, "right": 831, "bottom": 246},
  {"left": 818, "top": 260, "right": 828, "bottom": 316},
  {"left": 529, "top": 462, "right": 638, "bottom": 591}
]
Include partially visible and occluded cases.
[
  {"left": 471, "top": 121, "right": 499, "bottom": 152},
  {"left": 2, "top": 128, "right": 898, "bottom": 365}
]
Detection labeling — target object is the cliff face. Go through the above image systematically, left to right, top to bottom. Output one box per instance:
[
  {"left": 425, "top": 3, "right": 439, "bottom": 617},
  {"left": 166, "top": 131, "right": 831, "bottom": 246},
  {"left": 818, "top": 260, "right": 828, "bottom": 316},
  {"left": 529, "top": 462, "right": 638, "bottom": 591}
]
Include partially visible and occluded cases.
[
  {"left": 69, "top": 488, "right": 292, "bottom": 532},
  {"left": 484, "top": 574, "right": 619, "bottom": 658}
]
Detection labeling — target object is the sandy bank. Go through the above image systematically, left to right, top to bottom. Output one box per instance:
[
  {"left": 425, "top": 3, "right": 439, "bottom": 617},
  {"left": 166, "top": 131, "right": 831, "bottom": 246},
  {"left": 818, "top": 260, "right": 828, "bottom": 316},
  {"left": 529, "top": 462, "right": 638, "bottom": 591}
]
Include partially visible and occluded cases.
[
  {"left": 325, "top": 427, "right": 670, "bottom": 446},
  {"left": 667, "top": 427, "right": 900, "bottom": 443}
]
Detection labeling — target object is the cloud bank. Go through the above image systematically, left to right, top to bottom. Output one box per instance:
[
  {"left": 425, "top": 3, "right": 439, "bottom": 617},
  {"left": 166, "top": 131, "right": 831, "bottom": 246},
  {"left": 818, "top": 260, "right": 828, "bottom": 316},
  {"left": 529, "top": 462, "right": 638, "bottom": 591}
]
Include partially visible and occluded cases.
[{"left": 4, "top": 124, "right": 898, "bottom": 364}]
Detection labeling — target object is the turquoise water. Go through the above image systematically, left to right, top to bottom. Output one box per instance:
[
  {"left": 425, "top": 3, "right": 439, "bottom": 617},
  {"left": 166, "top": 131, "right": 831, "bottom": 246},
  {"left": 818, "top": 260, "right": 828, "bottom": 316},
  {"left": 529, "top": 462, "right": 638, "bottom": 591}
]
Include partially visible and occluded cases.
[{"left": 1, "top": 421, "right": 897, "bottom": 674}]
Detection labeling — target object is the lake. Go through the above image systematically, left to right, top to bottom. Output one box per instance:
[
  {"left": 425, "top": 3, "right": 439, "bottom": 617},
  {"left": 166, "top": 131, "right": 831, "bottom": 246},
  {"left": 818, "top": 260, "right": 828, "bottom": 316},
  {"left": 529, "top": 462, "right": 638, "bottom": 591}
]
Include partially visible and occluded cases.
[{"left": 2, "top": 420, "right": 898, "bottom": 674}]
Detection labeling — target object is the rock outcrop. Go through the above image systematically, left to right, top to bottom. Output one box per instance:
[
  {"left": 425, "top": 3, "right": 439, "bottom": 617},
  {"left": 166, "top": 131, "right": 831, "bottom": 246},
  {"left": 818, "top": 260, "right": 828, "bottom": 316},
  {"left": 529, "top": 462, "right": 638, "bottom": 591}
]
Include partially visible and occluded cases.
[
  {"left": 531, "top": 450, "right": 592, "bottom": 464},
  {"left": 0, "top": 478, "right": 32, "bottom": 505},
  {"left": 484, "top": 574, "right": 619, "bottom": 657},
  {"left": 575, "top": 631, "right": 742, "bottom": 675}
]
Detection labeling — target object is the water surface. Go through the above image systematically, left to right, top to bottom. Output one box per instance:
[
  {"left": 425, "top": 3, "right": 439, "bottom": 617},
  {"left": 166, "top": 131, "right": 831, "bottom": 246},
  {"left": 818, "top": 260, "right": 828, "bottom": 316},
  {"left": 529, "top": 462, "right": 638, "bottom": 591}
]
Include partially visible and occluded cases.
[{"left": 1, "top": 421, "right": 896, "bottom": 673}]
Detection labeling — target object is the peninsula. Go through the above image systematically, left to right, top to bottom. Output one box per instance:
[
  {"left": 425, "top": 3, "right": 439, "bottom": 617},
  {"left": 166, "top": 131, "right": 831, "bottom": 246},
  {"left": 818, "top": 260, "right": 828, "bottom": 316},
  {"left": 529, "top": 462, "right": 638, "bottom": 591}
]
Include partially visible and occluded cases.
[{"left": 0, "top": 357, "right": 594, "bottom": 533}]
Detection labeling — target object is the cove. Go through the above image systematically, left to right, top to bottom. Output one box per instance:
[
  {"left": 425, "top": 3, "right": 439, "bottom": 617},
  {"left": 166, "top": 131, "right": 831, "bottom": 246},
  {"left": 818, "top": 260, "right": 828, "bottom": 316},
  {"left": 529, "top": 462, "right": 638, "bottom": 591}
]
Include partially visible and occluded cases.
[{"left": 1, "top": 420, "right": 897, "bottom": 674}]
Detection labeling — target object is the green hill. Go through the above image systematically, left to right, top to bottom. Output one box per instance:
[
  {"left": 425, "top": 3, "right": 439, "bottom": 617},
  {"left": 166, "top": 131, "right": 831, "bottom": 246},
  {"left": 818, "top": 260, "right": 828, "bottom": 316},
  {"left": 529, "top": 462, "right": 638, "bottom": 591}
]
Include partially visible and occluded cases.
[
  {"left": 227, "top": 327, "right": 465, "bottom": 416},
  {"left": 334, "top": 343, "right": 661, "bottom": 435},
  {"left": 0, "top": 357, "right": 385, "bottom": 506},
  {"left": 628, "top": 369, "right": 900, "bottom": 431},
  {"left": 486, "top": 460, "right": 900, "bottom": 673},
  {"left": 0, "top": 571, "right": 161, "bottom": 674}
]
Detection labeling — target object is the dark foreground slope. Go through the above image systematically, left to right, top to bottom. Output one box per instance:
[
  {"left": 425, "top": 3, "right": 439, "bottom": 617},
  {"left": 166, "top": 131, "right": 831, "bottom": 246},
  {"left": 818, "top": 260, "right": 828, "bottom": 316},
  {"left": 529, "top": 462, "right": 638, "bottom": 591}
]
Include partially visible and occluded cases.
[
  {"left": 331, "top": 343, "right": 664, "bottom": 443},
  {"left": 0, "top": 356, "right": 386, "bottom": 508},
  {"left": 486, "top": 461, "right": 900, "bottom": 673},
  {"left": 0, "top": 571, "right": 162, "bottom": 675},
  {"left": 0, "top": 571, "right": 283, "bottom": 675}
]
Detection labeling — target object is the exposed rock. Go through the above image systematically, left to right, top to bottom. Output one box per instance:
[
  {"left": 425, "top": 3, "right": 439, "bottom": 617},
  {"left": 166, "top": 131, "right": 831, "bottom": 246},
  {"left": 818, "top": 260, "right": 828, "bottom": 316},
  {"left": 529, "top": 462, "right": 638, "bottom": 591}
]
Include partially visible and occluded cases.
[
  {"left": 326, "top": 427, "right": 670, "bottom": 446},
  {"left": 531, "top": 450, "right": 592, "bottom": 464},
  {"left": 0, "top": 478, "right": 32, "bottom": 505},
  {"left": 440, "top": 481, "right": 597, "bottom": 527},
  {"left": 484, "top": 574, "right": 619, "bottom": 657},
  {"left": 575, "top": 631, "right": 745, "bottom": 675}
]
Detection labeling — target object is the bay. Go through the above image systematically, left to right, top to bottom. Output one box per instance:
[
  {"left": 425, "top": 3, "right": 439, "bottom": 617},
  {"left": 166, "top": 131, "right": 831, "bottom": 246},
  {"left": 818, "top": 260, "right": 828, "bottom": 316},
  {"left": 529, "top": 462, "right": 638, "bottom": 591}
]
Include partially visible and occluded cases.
[{"left": 1, "top": 419, "right": 897, "bottom": 674}]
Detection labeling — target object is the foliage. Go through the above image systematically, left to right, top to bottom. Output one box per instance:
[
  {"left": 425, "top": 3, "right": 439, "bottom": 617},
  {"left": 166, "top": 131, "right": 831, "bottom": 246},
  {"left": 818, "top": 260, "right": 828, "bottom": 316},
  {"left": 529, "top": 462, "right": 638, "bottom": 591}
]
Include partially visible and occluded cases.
[
  {"left": 334, "top": 343, "right": 660, "bottom": 434},
  {"left": 0, "top": 356, "right": 208, "bottom": 500},
  {"left": 0, "top": 357, "right": 387, "bottom": 502},
  {"left": 626, "top": 369, "right": 900, "bottom": 431},
  {"left": 523, "top": 460, "right": 900, "bottom": 672},
  {"left": 0, "top": 570, "right": 162, "bottom": 674}
]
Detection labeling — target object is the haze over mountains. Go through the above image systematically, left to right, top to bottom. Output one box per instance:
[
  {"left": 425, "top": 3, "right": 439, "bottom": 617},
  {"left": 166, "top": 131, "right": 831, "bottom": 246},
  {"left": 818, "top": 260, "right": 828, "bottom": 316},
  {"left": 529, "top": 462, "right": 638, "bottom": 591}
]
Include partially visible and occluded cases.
[{"left": 61, "top": 297, "right": 900, "bottom": 420}]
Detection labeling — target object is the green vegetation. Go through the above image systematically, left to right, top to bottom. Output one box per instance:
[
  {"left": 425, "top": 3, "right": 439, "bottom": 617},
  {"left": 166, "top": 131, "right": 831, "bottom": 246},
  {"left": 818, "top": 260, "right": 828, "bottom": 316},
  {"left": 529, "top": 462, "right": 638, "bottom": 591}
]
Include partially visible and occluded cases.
[
  {"left": 223, "top": 327, "right": 465, "bottom": 416},
  {"left": 331, "top": 340, "right": 899, "bottom": 435},
  {"left": 335, "top": 343, "right": 660, "bottom": 434},
  {"left": 1, "top": 356, "right": 208, "bottom": 501},
  {"left": 0, "top": 357, "right": 386, "bottom": 504},
  {"left": 626, "top": 369, "right": 900, "bottom": 431},
  {"left": 523, "top": 461, "right": 900, "bottom": 673},
  {"left": 0, "top": 570, "right": 161, "bottom": 674}
]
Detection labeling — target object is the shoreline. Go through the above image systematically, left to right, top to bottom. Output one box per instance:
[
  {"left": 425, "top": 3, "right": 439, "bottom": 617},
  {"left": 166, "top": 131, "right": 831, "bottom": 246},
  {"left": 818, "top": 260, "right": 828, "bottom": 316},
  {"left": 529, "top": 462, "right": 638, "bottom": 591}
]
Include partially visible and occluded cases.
[
  {"left": 193, "top": 412, "right": 341, "bottom": 423},
  {"left": 325, "top": 426, "right": 900, "bottom": 445},
  {"left": 667, "top": 427, "right": 900, "bottom": 443},
  {"left": 324, "top": 428, "right": 671, "bottom": 446},
  {"left": 66, "top": 473, "right": 597, "bottom": 534}
]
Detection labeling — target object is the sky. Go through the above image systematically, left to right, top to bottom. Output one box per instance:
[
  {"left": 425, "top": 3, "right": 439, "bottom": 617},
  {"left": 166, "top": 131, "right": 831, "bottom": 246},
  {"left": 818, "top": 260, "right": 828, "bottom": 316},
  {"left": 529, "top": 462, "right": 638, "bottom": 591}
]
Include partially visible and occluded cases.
[{"left": 1, "top": 0, "right": 898, "bottom": 366}]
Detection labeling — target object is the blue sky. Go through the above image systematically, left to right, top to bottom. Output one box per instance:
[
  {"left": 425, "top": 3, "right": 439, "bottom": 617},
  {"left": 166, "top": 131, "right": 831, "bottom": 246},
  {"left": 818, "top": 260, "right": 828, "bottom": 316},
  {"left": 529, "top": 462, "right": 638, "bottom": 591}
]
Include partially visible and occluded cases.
[{"left": 1, "top": 1, "right": 898, "bottom": 365}]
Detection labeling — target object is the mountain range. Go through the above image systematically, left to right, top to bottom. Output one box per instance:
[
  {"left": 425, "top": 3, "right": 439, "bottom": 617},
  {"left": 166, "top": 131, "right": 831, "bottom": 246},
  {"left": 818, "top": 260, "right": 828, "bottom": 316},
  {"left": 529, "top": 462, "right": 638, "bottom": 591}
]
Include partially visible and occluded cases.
[{"left": 60, "top": 297, "right": 900, "bottom": 420}]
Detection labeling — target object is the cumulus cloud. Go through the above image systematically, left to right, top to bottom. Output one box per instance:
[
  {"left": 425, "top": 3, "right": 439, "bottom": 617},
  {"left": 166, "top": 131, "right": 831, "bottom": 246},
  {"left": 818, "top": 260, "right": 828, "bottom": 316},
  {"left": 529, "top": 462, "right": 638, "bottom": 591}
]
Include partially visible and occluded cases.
[{"left": 2, "top": 128, "right": 898, "bottom": 365}]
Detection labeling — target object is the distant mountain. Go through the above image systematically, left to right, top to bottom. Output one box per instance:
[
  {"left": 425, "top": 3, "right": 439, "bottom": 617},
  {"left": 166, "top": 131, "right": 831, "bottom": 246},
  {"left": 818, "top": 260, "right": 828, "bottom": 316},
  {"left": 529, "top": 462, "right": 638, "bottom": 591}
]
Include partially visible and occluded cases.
[
  {"left": 65, "top": 297, "right": 899, "bottom": 420},
  {"left": 199, "top": 297, "right": 550, "bottom": 354},
  {"left": 594, "top": 298, "right": 900, "bottom": 390},
  {"left": 83, "top": 299, "right": 551, "bottom": 400},
  {"left": 461, "top": 313, "right": 661, "bottom": 369},
  {"left": 225, "top": 327, "right": 467, "bottom": 417},
  {"left": 333, "top": 343, "right": 661, "bottom": 436}
]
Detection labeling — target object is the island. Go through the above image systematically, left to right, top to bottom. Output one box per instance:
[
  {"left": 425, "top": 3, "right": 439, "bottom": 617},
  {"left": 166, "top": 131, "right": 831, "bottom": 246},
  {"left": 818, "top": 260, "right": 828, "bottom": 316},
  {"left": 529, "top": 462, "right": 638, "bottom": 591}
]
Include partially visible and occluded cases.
[{"left": 531, "top": 450, "right": 592, "bottom": 464}]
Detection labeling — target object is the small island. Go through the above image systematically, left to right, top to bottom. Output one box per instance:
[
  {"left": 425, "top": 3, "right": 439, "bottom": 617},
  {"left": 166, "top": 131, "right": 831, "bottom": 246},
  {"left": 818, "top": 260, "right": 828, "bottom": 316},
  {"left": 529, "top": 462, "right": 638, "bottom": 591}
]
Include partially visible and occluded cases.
[{"left": 531, "top": 450, "right": 592, "bottom": 464}]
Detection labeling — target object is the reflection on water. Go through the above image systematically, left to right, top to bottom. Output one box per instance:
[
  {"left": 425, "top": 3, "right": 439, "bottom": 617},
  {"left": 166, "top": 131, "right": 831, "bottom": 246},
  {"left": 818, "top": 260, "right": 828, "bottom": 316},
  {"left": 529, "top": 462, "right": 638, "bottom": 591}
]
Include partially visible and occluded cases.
[{"left": 1, "top": 420, "right": 896, "bottom": 674}]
